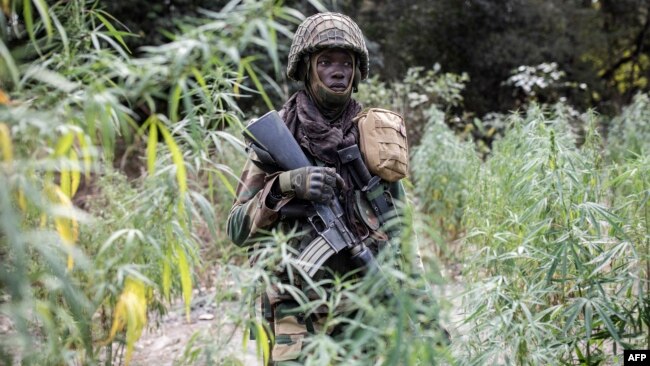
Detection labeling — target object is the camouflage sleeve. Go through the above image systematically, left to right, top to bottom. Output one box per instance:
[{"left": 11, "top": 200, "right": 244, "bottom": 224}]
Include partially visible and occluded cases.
[{"left": 226, "top": 150, "right": 292, "bottom": 247}]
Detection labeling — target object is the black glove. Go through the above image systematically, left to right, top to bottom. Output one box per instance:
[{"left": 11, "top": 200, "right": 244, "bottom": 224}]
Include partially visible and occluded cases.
[{"left": 277, "top": 167, "right": 345, "bottom": 203}]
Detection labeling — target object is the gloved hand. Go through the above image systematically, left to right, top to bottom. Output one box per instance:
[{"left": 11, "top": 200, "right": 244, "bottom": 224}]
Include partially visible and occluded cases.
[{"left": 277, "top": 167, "right": 345, "bottom": 203}]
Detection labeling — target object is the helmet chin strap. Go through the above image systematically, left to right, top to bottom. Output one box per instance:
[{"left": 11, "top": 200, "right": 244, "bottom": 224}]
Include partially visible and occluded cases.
[{"left": 305, "top": 50, "right": 355, "bottom": 121}]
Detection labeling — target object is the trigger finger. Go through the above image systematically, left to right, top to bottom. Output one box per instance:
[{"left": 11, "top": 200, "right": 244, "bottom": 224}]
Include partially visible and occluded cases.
[
  {"left": 323, "top": 168, "right": 339, "bottom": 186},
  {"left": 335, "top": 173, "right": 347, "bottom": 191}
]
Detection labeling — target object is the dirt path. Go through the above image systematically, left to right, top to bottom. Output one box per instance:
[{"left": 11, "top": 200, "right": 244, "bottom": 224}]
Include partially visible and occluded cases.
[
  {"left": 130, "top": 277, "right": 468, "bottom": 366},
  {"left": 131, "top": 292, "right": 262, "bottom": 366}
]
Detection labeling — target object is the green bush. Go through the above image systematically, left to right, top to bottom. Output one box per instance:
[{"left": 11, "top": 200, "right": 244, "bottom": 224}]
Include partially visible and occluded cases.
[
  {"left": 0, "top": 0, "right": 304, "bottom": 363},
  {"left": 606, "top": 93, "right": 650, "bottom": 161},
  {"left": 455, "top": 104, "right": 648, "bottom": 364},
  {"left": 411, "top": 106, "right": 480, "bottom": 246},
  {"left": 173, "top": 223, "right": 450, "bottom": 365}
]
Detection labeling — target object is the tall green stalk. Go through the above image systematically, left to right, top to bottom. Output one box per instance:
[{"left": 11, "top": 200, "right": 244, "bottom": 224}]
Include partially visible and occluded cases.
[{"left": 1, "top": 0, "right": 308, "bottom": 363}]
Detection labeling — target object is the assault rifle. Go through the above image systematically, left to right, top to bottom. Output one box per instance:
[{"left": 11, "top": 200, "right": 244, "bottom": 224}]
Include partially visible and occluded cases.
[{"left": 244, "top": 110, "right": 377, "bottom": 278}]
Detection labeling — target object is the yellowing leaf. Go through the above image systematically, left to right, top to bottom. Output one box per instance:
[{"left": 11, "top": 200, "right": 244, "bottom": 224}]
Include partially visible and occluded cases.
[
  {"left": 93, "top": 10, "right": 130, "bottom": 52},
  {"left": 243, "top": 61, "right": 274, "bottom": 110},
  {"left": 190, "top": 67, "right": 210, "bottom": 99},
  {"left": 168, "top": 82, "right": 182, "bottom": 123},
  {"left": 0, "top": 89, "right": 9, "bottom": 104},
  {"left": 146, "top": 118, "right": 158, "bottom": 175},
  {"left": 156, "top": 118, "right": 187, "bottom": 217},
  {"left": 156, "top": 119, "right": 187, "bottom": 194},
  {"left": 0, "top": 123, "right": 12, "bottom": 162},
  {"left": 54, "top": 131, "right": 74, "bottom": 156},
  {"left": 76, "top": 132, "right": 92, "bottom": 180},
  {"left": 69, "top": 149, "right": 81, "bottom": 197},
  {"left": 60, "top": 169, "right": 71, "bottom": 197},
  {"left": 215, "top": 170, "right": 236, "bottom": 198},
  {"left": 47, "top": 184, "right": 78, "bottom": 270},
  {"left": 16, "top": 189, "right": 27, "bottom": 212},
  {"left": 175, "top": 245, "right": 192, "bottom": 322},
  {"left": 162, "top": 256, "right": 171, "bottom": 302},
  {"left": 106, "top": 277, "right": 148, "bottom": 366},
  {"left": 255, "top": 321, "right": 270, "bottom": 365},
  {"left": 242, "top": 326, "right": 249, "bottom": 351}
]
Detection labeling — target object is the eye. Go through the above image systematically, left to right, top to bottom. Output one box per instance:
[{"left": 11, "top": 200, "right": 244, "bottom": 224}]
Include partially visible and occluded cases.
[{"left": 318, "top": 60, "right": 331, "bottom": 66}]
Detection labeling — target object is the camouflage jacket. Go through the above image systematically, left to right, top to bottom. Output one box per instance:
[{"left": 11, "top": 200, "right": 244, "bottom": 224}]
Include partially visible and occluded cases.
[{"left": 226, "top": 145, "right": 423, "bottom": 278}]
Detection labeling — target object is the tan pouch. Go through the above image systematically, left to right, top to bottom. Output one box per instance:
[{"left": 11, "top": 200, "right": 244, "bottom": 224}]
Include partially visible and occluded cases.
[{"left": 354, "top": 108, "right": 409, "bottom": 182}]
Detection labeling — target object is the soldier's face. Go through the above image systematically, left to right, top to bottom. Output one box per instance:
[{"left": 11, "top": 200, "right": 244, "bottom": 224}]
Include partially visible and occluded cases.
[{"left": 315, "top": 49, "right": 354, "bottom": 92}]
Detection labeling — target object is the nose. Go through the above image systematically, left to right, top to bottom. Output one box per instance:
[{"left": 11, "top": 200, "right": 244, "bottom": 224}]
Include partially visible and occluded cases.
[
  {"left": 331, "top": 67, "right": 344, "bottom": 79},
  {"left": 332, "top": 68, "right": 345, "bottom": 79}
]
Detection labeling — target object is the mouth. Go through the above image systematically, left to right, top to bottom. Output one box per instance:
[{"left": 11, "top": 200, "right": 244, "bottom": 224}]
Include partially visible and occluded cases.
[{"left": 329, "top": 83, "right": 347, "bottom": 92}]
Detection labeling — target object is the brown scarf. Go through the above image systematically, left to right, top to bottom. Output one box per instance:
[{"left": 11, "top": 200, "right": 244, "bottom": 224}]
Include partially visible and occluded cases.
[{"left": 279, "top": 90, "right": 367, "bottom": 238}]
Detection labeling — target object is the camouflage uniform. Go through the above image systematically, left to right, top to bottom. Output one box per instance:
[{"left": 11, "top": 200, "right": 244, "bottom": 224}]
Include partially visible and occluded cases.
[
  {"left": 226, "top": 12, "right": 421, "bottom": 364},
  {"left": 227, "top": 150, "right": 409, "bottom": 363}
]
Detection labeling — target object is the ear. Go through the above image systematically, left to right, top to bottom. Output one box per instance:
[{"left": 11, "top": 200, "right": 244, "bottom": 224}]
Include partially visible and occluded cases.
[
  {"left": 296, "top": 56, "right": 310, "bottom": 82},
  {"left": 352, "top": 64, "right": 361, "bottom": 93}
]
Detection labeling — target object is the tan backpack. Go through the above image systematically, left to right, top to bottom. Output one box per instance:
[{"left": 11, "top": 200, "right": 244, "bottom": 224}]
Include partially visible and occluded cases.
[{"left": 354, "top": 108, "right": 409, "bottom": 182}]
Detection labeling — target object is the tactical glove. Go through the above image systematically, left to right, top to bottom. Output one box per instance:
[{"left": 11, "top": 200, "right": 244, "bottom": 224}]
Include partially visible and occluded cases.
[{"left": 277, "top": 167, "right": 345, "bottom": 203}]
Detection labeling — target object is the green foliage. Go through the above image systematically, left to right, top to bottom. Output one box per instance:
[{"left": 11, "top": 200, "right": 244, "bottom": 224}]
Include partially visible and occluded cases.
[
  {"left": 0, "top": 0, "right": 305, "bottom": 364},
  {"left": 3, "top": 0, "right": 649, "bottom": 364},
  {"left": 96, "top": 0, "right": 650, "bottom": 115},
  {"left": 340, "top": 0, "right": 650, "bottom": 115},
  {"left": 607, "top": 93, "right": 650, "bottom": 161},
  {"left": 605, "top": 95, "right": 650, "bottom": 353},
  {"left": 454, "top": 104, "right": 648, "bottom": 364},
  {"left": 411, "top": 107, "right": 480, "bottom": 245},
  {"left": 173, "top": 226, "right": 449, "bottom": 365}
]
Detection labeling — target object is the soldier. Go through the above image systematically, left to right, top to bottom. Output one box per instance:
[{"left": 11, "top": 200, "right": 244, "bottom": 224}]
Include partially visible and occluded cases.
[{"left": 227, "top": 12, "right": 423, "bottom": 364}]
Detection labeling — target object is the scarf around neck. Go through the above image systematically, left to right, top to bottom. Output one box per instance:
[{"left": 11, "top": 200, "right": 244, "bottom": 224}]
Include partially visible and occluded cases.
[{"left": 280, "top": 90, "right": 361, "bottom": 165}]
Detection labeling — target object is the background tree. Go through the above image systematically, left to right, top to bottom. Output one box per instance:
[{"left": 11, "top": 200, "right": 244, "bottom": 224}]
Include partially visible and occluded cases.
[{"left": 335, "top": 0, "right": 650, "bottom": 117}]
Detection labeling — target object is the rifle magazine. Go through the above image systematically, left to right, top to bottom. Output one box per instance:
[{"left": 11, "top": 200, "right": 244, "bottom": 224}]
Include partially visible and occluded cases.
[{"left": 296, "top": 237, "right": 336, "bottom": 277}]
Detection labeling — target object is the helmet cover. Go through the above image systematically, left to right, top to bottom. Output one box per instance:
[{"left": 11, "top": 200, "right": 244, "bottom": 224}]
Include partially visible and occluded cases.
[{"left": 287, "top": 12, "right": 369, "bottom": 82}]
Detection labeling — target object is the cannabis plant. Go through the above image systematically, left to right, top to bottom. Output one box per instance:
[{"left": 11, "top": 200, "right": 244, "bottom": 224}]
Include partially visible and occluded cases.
[
  {"left": 0, "top": 0, "right": 306, "bottom": 364},
  {"left": 456, "top": 104, "right": 648, "bottom": 365}
]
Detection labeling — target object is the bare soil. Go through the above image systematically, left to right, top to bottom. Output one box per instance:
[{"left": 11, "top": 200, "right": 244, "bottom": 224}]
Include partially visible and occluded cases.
[
  {"left": 129, "top": 270, "right": 468, "bottom": 366},
  {"left": 130, "top": 293, "right": 261, "bottom": 366}
]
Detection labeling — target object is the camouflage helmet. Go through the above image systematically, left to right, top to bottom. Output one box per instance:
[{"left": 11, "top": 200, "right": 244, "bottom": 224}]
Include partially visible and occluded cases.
[{"left": 287, "top": 12, "right": 369, "bottom": 82}]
